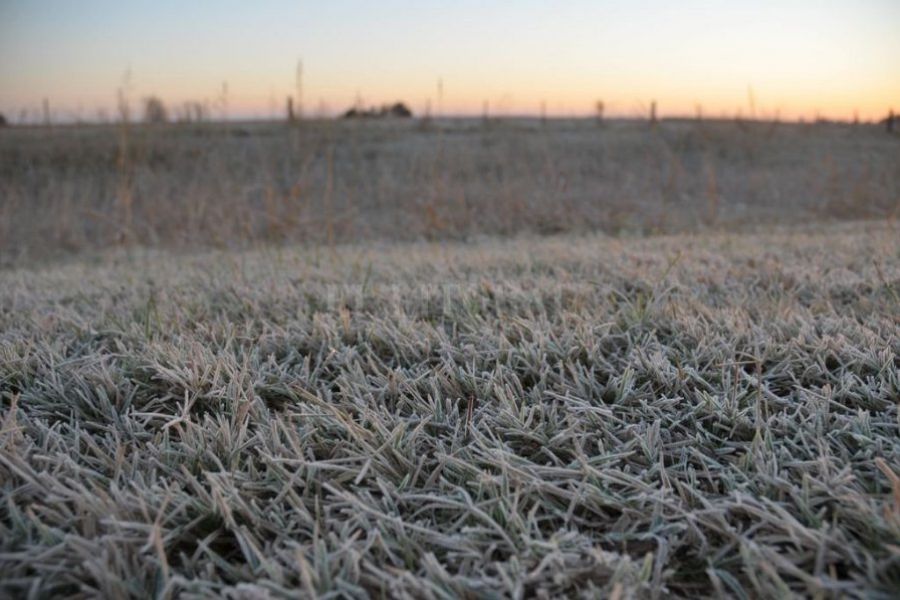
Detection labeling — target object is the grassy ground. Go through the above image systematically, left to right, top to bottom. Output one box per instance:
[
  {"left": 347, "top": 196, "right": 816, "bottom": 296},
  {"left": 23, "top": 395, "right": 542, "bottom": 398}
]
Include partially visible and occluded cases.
[
  {"left": 2, "top": 119, "right": 898, "bottom": 262},
  {"left": 1, "top": 220, "right": 898, "bottom": 597}
]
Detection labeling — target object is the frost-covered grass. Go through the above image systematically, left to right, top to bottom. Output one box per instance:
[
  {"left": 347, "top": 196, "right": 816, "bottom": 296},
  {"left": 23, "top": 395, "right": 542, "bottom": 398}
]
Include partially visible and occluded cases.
[{"left": 1, "top": 221, "right": 899, "bottom": 598}]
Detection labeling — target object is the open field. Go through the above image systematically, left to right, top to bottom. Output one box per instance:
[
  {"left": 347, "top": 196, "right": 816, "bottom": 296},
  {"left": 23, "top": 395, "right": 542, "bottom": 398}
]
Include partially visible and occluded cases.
[
  {"left": 1, "top": 119, "right": 898, "bottom": 263},
  {"left": 1, "top": 119, "right": 899, "bottom": 597},
  {"left": 1, "top": 218, "right": 899, "bottom": 597}
]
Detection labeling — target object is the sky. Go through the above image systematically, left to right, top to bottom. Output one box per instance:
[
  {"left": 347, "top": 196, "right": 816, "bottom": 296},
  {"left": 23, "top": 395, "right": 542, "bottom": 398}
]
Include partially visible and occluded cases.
[{"left": 1, "top": 0, "right": 898, "bottom": 122}]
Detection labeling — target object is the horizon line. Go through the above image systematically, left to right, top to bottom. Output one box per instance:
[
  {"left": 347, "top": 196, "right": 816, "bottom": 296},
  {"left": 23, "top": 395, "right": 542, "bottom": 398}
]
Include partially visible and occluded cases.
[{"left": 4, "top": 112, "right": 894, "bottom": 128}]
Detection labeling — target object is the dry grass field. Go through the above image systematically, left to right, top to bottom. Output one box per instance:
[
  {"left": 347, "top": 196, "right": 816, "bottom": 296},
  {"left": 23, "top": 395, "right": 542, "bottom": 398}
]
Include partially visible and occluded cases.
[
  {"left": 1, "top": 119, "right": 897, "bottom": 262},
  {"left": 1, "top": 120, "right": 899, "bottom": 598}
]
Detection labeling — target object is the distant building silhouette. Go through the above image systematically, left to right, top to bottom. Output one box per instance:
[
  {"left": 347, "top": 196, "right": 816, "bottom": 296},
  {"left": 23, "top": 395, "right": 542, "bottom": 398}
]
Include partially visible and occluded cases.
[{"left": 342, "top": 102, "right": 413, "bottom": 119}]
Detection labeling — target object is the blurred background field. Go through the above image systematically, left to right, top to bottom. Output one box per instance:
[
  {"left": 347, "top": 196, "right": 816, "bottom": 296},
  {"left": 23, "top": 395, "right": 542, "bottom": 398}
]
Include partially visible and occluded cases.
[{"left": 2, "top": 118, "right": 897, "bottom": 263}]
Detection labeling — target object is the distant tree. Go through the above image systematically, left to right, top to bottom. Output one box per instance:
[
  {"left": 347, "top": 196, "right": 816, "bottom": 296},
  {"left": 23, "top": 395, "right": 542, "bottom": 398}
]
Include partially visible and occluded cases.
[
  {"left": 143, "top": 96, "right": 168, "bottom": 124},
  {"left": 341, "top": 102, "right": 413, "bottom": 119},
  {"left": 386, "top": 102, "right": 412, "bottom": 118},
  {"left": 0, "top": 113, "right": 7, "bottom": 127}
]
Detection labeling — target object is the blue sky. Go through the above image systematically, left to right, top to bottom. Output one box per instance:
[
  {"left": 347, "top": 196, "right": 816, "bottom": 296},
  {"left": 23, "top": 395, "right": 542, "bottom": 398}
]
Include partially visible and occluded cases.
[{"left": 1, "top": 0, "right": 898, "bottom": 120}]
